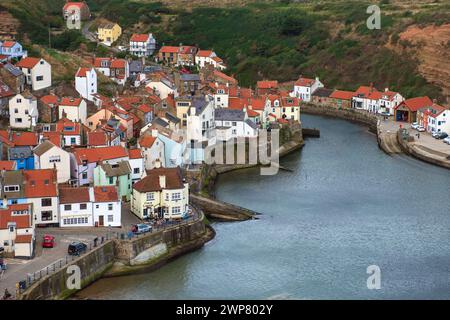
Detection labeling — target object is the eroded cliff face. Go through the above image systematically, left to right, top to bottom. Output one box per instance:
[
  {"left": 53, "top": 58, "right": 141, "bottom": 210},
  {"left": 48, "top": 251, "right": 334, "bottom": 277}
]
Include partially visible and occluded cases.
[{"left": 394, "top": 24, "right": 450, "bottom": 103}]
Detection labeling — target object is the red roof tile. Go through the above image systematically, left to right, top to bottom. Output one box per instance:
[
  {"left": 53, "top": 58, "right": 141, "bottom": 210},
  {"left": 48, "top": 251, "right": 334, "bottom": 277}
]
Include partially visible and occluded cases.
[
  {"left": 63, "top": 2, "right": 88, "bottom": 11},
  {"left": 130, "top": 34, "right": 150, "bottom": 42},
  {"left": 2, "top": 41, "right": 17, "bottom": 48},
  {"left": 159, "top": 46, "right": 179, "bottom": 53},
  {"left": 196, "top": 50, "right": 214, "bottom": 57},
  {"left": 16, "top": 57, "right": 41, "bottom": 69},
  {"left": 93, "top": 57, "right": 112, "bottom": 68},
  {"left": 111, "top": 59, "right": 126, "bottom": 69},
  {"left": 76, "top": 67, "right": 91, "bottom": 77},
  {"left": 213, "top": 70, "right": 238, "bottom": 85},
  {"left": 295, "top": 77, "right": 315, "bottom": 87},
  {"left": 257, "top": 80, "right": 278, "bottom": 89},
  {"left": 0, "top": 81, "right": 14, "bottom": 98},
  {"left": 330, "top": 90, "right": 355, "bottom": 100},
  {"left": 40, "top": 94, "right": 59, "bottom": 106},
  {"left": 396, "top": 96, "right": 433, "bottom": 112},
  {"left": 60, "top": 97, "right": 82, "bottom": 106},
  {"left": 138, "top": 104, "right": 153, "bottom": 113},
  {"left": 56, "top": 118, "right": 81, "bottom": 136},
  {"left": 87, "top": 131, "right": 107, "bottom": 146},
  {"left": 11, "top": 132, "right": 38, "bottom": 146},
  {"left": 42, "top": 132, "right": 62, "bottom": 147},
  {"left": 139, "top": 135, "right": 156, "bottom": 148},
  {"left": 72, "top": 146, "right": 128, "bottom": 165},
  {"left": 128, "top": 148, "right": 143, "bottom": 159},
  {"left": 0, "top": 161, "right": 16, "bottom": 170},
  {"left": 23, "top": 169, "right": 58, "bottom": 198},
  {"left": 94, "top": 186, "right": 119, "bottom": 202},
  {"left": 59, "top": 187, "right": 90, "bottom": 204},
  {"left": 0, "top": 204, "right": 32, "bottom": 229},
  {"left": 15, "top": 234, "right": 33, "bottom": 243}
]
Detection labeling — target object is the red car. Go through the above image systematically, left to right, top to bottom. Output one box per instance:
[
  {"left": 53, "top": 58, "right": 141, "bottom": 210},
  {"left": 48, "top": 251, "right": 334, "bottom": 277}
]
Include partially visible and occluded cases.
[{"left": 42, "top": 235, "right": 55, "bottom": 248}]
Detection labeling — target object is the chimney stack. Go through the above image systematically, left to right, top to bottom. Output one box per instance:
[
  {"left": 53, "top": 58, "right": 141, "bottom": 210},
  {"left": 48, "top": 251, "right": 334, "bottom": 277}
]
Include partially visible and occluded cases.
[{"left": 159, "top": 175, "right": 166, "bottom": 189}]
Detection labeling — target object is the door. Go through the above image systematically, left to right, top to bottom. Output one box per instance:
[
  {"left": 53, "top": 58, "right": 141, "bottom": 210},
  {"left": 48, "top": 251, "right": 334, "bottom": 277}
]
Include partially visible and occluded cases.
[{"left": 99, "top": 215, "right": 104, "bottom": 227}]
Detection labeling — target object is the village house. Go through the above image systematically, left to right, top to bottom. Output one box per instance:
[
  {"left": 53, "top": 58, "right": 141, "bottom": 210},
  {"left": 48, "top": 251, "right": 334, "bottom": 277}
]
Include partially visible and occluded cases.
[
  {"left": 62, "top": 1, "right": 91, "bottom": 29},
  {"left": 98, "top": 22, "right": 122, "bottom": 46},
  {"left": 129, "top": 33, "right": 156, "bottom": 57},
  {"left": 0, "top": 40, "right": 27, "bottom": 60},
  {"left": 177, "top": 45, "right": 198, "bottom": 66},
  {"left": 158, "top": 46, "right": 179, "bottom": 65},
  {"left": 195, "top": 50, "right": 226, "bottom": 70},
  {"left": 15, "top": 57, "right": 52, "bottom": 91},
  {"left": 93, "top": 57, "right": 113, "bottom": 77},
  {"left": 110, "top": 59, "right": 129, "bottom": 85},
  {"left": 0, "top": 63, "right": 25, "bottom": 94},
  {"left": 75, "top": 67, "right": 97, "bottom": 102},
  {"left": 178, "top": 73, "right": 201, "bottom": 96},
  {"left": 146, "top": 76, "right": 177, "bottom": 100},
  {"left": 292, "top": 76, "right": 324, "bottom": 102},
  {"left": 0, "top": 80, "right": 14, "bottom": 117},
  {"left": 257, "top": 80, "right": 278, "bottom": 96},
  {"left": 213, "top": 83, "right": 231, "bottom": 108},
  {"left": 351, "top": 85, "right": 379, "bottom": 112},
  {"left": 311, "top": 88, "right": 334, "bottom": 106},
  {"left": 378, "top": 88, "right": 404, "bottom": 115},
  {"left": 328, "top": 90, "right": 355, "bottom": 109},
  {"left": 9, "top": 92, "right": 38, "bottom": 129},
  {"left": 39, "top": 94, "right": 59, "bottom": 123},
  {"left": 394, "top": 96, "right": 433, "bottom": 123},
  {"left": 58, "top": 97, "right": 87, "bottom": 124},
  {"left": 417, "top": 103, "right": 450, "bottom": 134},
  {"left": 135, "top": 104, "right": 154, "bottom": 126},
  {"left": 87, "top": 107, "right": 134, "bottom": 139},
  {"left": 214, "top": 108, "right": 258, "bottom": 141},
  {"left": 38, "top": 118, "right": 84, "bottom": 147},
  {"left": 8, "top": 131, "right": 39, "bottom": 170},
  {"left": 87, "top": 131, "right": 109, "bottom": 148},
  {"left": 138, "top": 131, "right": 166, "bottom": 170},
  {"left": 33, "top": 140, "right": 71, "bottom": 183},
  {"left": 70, "top": 146, "right": 129, "bottom": 186},
  {"left": 128, "top": 149, "right": 145, "bottom": 184},
  {"left": 93, "top": 161, "right": 132, "bottom": 202},
  {"left": 131, "top": 166, "right": 189, "bottom": 220},
  {"left": 0, "top": 169, "right": 59, "bottom": 227},
  {"left": 59, "top": 185, "right": 121, "bottom": 227},
  {"left": 92, "top": 186, "right": 121, "bottom": 227},
  {"left": 59, "top": 187, "right": 93, "bottom": 227},
  {"left": 0, "top": 203, "right": 34, "bottom": 258}
]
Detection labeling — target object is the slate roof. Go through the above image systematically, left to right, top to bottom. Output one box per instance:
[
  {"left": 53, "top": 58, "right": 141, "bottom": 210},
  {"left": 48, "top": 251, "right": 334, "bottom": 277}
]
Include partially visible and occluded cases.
[
  {"left": 215, "top": 108, "right": 245, "bottom": 122},
  {"left": 33, "top": 140, "right": 56, "bottom": 156},
  {"left": 100, "top": 161, "right": 131, "bottom": 177},
  {"left": 133, "top": 167, "right": 185, "bottom": 193}
]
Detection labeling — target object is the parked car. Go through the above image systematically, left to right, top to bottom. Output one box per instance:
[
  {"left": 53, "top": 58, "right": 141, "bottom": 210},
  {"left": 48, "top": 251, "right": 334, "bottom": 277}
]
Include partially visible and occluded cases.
[
  {"left": 411, "top": 122, "right": 419, "bottom": 130},
  {"left": 417, "top": 126, "right": 425, "bottom": 132},
  {"left": 432, "top": 131, "right": 441, "bottom": 138},
  {"left": 436, "top": 132, "right": 448, "bottom": 140},
  {"left": 443, "top": 136, "right": 450, "bottom": 145},
  {"left": 131, "top": 224, "right": 152, "bottom": 234},
  {"left": 42, "top": 235, "right": 55, "bottom": 248},
  {"left": 68, "top": 242, "right": 87, "bottom": 256}
]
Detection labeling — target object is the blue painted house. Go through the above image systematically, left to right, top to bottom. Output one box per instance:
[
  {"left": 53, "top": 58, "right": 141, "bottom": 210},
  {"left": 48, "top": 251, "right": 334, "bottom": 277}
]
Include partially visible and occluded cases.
[
  {"left": 0, "top": 40, "right": 27, "bottom": 60},
  {"left": 8, "top": 146, "right": 35, "bottom": 170}
]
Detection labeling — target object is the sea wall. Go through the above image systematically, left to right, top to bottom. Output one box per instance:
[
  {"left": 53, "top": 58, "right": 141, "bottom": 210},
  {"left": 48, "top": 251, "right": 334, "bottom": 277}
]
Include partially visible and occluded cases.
[
  {"left": 301, "top": 103, "right": 378, "bottom": 133},
  {"left": 397, "top": 130, "right": 450, "bottom": 169},
  {"left": 18, "top": 208, "right": 214, "bottom": 299},
  {"left": 19, "top": 241, "right": 116, "bottom": 300}
]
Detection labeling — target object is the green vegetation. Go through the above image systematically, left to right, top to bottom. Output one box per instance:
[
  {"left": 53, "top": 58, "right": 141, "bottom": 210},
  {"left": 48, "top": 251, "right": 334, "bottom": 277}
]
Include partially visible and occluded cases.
[{"left": 4, "top": 0, "right": 447, "bottom": 101}]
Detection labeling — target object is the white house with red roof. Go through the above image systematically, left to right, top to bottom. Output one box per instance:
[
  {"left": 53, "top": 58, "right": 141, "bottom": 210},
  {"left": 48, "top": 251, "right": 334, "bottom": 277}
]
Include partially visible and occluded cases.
[
  {"left": 62, "top": 1, "right": 91, "bottom": 29},
  {"left": 129, "top": 33, "right": 156, "bottom": 57},
  {"left": 0, "top": 40, "right": 27, "bottom": 60},
  {"left": 195, "top": 50, "right": 226, "bottom": 70},
  {"left": 15, "top": 57, "right": 51, "bottom": 91},
  {"left": 110, "top": 59, "right": 129, "bottom": 85},
  {"left": 75, "top": 67, "right": 97, "bottom": 102},
  {"left": 292, "top": 76, "right": 323, "bottom": 102},
  {"left": 378, "top": 88, "right": 404, "bottom": 115},
  {"left": 9, "top": 92, "right": 38, "bottom": 129},
  {"left": 58, "top": 96, "right": 87, "bottom": 124},
  {"left": 417, "top": 103, "right": 450, "bottom": 134},
  {"left": 138, "top": 131, "right": 166, "bottom": 170},
  {"left": 33, "top": 140, "right": 71, "bottom": 183},
  {"left": 69, "top": 146, "right": 129, "bottom": 186},
  {"left": 128, "top": 148, "right": 145, "bottom": 183},
  {"left": 92, "top": 186, "right": 121, "bottom": 227},
  {"left": 0, "top": 203, "right": 34, "bottom": 258}
]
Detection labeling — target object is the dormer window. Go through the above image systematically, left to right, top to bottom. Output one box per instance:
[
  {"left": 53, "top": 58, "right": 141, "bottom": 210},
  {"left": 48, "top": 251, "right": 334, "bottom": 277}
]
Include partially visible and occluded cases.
[{"left": 31, "top": 181, "right": 36, "bottom": 186}]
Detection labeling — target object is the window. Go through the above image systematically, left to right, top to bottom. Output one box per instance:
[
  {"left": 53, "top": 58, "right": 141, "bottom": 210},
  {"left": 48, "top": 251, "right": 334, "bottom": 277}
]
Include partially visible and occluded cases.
[
  {"left": 36, "top": 76, "right": 44, "bottom": 81},
  {"left": 16, "top": 99, "right": 21, "bottom": 104},
  {"left": 25, "top": 109, "right": 28, "bottom": 115},
  {"left": 15, "top": 118, "right": 22, "bottom": 123},
  {"left": 232, "top": 122, "right": 237, "bottom": 127},
  {"left": 71, "top": 137, "right": 76, "bottom": 144},
  {"left": 49, "top": 156, "right": 61, "bottom": 163},
  {"left": 134, "top": 168, "right": 140, "bottom": 174},
  {"left": 82, "top": 172, "right": 88, "bottom": 179},
  {"left": 109, "top": 177, "right": 114, "bottom": 184},
  {"left": 4, "top": 185, "right": 20, "bottom": 192},
  {"left": 147, "top": 193, "right": 154, "bottom": 201},
  {"left": 171, "top": 193, "right": 181, "bottom": 201},
  {"left": 41, "top": 198, "right": 52, "bottom": 207},
  {"left": 80, "top": 203, "right": 87, "bottom": 210},
  {"left": 64, "top": 204, "right": 72, "bottom": 211},
  {"left": 96, "top": 204, "right": 99, "bottom": 209},
  {"left": 108, "top": 204, "right": 113, "bottom": 211},
  {"left": 172, "top": 207, "right": 181, "bottom": 214},
  {"left": 41, "top": 211, "right": 52, "bottom": 221},
  {"left": 108, "top": 215, "right": 114, "bottom": 222},
  {"left": 9, "top": 226, "right": 15, "bottom": 232},
  {"left": 3, "top": 240, "right": 8, "bottom": 246}
]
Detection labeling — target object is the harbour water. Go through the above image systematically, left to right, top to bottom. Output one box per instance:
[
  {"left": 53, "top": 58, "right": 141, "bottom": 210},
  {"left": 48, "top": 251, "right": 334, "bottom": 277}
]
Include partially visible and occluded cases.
[{"left": 77, "top": 114, "right": 450, "bottom": 299}]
